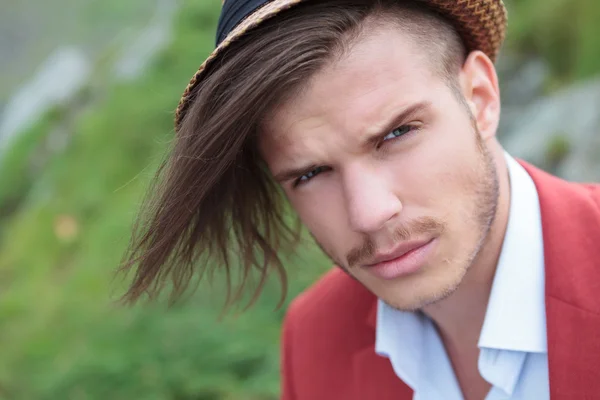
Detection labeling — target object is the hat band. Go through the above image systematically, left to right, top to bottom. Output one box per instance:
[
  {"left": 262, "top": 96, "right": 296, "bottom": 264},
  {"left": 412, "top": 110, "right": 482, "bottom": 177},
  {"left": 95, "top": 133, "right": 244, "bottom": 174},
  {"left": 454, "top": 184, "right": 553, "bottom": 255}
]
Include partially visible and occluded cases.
[{"left": 217, "top": 0, "right": 271, "bottom": 46}]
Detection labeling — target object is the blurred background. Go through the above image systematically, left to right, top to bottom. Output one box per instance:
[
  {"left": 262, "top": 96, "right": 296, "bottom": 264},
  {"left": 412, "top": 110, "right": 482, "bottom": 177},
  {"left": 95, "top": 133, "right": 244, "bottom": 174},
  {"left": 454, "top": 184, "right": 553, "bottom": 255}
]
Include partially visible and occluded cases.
[{"left": 1, "top": 0, "right": 599, "bottom": 399}]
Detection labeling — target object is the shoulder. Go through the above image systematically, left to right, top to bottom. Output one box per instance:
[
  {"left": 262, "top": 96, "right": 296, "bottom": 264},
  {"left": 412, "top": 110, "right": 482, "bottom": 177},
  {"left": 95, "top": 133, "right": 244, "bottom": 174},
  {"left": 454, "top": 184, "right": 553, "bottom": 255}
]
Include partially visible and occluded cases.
[
  {"left": 521, "top": 160, "right": 600, "bottom": 311},
  {"left": 521, "top": 160, "right": 600, "bottom": 217},
  {"left": 283, "top": 268, "right": 377, "bottom": 355},
  {"left": 285, "top": 268, "right": 376, "bottom": 339},
  {"left": 280, "top": 269, "right": 378, "bottom": 397}
]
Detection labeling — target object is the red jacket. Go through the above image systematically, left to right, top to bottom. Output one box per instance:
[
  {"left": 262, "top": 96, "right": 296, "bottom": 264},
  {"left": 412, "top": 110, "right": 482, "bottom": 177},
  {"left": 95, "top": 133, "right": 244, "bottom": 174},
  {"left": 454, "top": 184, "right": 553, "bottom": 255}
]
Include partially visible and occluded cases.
[{"left": 280, "top": 162, "right": 600, "bottom": 399}]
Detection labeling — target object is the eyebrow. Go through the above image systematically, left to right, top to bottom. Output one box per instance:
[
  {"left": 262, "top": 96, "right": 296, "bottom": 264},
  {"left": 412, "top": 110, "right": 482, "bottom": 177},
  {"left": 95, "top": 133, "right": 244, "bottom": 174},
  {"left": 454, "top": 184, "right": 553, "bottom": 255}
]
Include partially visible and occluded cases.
[
  {"left": 272, "top": 101, "right": 432, "bottom": 184},
  {"left": 365, "top": 101, "right": 432, "bottom": 146}
]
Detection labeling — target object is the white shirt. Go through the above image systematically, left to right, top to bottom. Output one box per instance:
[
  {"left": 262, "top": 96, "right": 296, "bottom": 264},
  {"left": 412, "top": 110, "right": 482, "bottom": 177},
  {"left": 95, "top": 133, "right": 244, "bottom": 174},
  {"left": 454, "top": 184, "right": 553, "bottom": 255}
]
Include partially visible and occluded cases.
[{"left": 375, "top": 153, "right": 550, "bottom": 400}]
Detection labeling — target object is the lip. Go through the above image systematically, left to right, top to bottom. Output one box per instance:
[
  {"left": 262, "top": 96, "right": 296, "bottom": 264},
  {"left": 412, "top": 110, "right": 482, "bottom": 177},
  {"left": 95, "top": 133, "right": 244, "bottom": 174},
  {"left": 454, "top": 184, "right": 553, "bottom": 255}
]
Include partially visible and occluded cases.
[
  {"left": 364, "top": 238, "right": 436, "bottom": 280},
  {"left": 367, "top": 239, "right": 432, "bottom": 266}
]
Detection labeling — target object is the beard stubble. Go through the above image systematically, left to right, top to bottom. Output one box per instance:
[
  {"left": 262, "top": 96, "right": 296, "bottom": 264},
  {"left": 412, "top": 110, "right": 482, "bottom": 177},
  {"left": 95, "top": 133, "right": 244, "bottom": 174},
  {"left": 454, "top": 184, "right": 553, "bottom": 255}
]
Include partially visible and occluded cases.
[{"left": 310, "top": 126, "right": 500, "bottom": 310}]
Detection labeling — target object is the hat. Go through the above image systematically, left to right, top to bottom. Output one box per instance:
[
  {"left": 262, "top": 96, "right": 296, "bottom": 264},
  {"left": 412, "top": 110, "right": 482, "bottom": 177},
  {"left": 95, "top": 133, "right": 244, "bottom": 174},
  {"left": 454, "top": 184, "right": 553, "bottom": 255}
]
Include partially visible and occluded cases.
[{"left": 175, "top": 0, "right": 507, "bottom": 130}]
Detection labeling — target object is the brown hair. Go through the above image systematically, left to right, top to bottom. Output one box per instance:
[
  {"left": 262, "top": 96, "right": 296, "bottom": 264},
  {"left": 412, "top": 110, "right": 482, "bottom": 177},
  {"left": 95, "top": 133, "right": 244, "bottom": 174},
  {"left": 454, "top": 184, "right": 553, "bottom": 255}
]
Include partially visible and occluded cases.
[{"left": 120, "top": 0, "right": 467, "bottom": 309}]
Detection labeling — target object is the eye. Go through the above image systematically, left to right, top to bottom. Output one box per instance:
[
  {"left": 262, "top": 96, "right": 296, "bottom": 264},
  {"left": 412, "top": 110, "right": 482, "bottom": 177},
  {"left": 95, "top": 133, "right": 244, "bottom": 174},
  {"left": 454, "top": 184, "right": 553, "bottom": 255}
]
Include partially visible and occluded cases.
[
  {"left": 382, "top": 125, "right": 413, "bottom": 142},
  {"left": 294, "top": 166, "right": 328, "bottom": 187}
]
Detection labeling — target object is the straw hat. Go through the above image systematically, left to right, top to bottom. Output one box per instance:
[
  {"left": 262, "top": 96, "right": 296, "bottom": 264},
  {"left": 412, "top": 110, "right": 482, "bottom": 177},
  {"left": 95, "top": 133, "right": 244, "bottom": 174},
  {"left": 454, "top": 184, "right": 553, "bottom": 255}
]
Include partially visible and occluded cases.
[{"left": 175, "top": 0, "right": 507, "bottom": 130}]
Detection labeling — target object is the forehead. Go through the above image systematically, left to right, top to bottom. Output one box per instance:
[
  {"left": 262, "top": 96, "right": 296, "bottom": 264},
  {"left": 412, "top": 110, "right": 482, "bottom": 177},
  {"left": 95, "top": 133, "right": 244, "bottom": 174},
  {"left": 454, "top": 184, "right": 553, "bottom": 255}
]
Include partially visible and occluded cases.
[{"left": 261, "top": 22, "right": 439, "bottom": 146}]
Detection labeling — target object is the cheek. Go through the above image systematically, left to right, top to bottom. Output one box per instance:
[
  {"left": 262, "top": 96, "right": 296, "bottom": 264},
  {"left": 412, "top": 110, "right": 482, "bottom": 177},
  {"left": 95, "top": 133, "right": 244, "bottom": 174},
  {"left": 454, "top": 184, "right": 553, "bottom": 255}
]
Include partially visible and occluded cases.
[
  {"left": 385, "top": 128, "right": 485, "bottom": 249},
  {"left": 407, "top": 130, "right": 488, "bottom": 244},
  {"left": 389, "top": 140, "right": 478, "bottom": 211},
  {"left": 287, "top": 185, "right": 353, "bottom": 256},
  {"left": 290, "top": 187, "right": 340, "bottom": 233}
]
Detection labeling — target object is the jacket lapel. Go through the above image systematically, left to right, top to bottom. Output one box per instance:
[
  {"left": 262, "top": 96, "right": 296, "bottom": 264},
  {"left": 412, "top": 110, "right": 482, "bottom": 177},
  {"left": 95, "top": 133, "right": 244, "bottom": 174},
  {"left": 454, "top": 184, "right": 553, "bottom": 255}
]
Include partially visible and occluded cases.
[
  {"left": 523, "top": 162, "right": 600, "bottom": 398},
  {"left": 545, "top": 297, "right": 600, "bottom": 398},
  {"left": 352, "top": 302, "right": 413, "bottom": 400},
  {"left": 353, "top": 345, "right": 413, "bottom": 400}
]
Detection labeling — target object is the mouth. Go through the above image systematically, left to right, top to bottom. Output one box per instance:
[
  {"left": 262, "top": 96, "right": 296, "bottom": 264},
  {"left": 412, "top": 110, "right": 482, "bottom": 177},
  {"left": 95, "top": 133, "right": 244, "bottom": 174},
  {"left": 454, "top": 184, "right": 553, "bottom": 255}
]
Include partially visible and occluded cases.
[{"left": 364, "top": 238, "right": 436, "bottom": 280}]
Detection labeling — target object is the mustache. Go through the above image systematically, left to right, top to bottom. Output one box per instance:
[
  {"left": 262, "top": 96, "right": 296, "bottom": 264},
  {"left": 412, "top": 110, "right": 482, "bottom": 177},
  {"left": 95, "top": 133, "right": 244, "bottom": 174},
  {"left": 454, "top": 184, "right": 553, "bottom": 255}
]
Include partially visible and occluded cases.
[{"left": 346, "top": 217, "right": 445, "bottom": 268}]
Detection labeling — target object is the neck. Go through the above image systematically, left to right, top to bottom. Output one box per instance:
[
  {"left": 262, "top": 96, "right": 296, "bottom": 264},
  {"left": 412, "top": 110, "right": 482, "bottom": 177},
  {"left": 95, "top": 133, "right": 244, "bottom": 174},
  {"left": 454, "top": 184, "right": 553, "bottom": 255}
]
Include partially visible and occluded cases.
[{"left": 422, "top": 141, "right": 511, "bottom": 349}]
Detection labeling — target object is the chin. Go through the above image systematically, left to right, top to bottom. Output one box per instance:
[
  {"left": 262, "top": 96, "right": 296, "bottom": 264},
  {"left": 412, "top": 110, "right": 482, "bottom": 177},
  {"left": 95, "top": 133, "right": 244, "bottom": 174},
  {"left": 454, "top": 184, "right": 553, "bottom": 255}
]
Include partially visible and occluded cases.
[
  {"left": 375, "top": 263, "right": 468, "bottom": 312},
  {"left": 384, "top": 286, "right": 457, "bottom": 312}
]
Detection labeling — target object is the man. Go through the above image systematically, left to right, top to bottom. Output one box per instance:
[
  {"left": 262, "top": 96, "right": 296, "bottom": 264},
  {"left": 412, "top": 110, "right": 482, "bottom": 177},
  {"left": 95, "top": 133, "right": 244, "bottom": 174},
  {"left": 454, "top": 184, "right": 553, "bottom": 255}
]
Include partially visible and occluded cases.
[{"left": 121, "top": 0, "right": 600, "bottom": 399}]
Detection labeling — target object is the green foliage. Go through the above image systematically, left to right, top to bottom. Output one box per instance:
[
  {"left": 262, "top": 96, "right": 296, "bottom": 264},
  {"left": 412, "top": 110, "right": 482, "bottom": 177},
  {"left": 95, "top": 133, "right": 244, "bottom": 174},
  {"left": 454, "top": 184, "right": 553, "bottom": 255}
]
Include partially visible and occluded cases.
[
  {"left": 505, "top": 0, "right": 600, "bottom": 82},
  {"left": 0, "top": 105, "right": 63, "bottom": 218},
  {"left": 544, "top": 133, "right": 572, "bottom": 172}
]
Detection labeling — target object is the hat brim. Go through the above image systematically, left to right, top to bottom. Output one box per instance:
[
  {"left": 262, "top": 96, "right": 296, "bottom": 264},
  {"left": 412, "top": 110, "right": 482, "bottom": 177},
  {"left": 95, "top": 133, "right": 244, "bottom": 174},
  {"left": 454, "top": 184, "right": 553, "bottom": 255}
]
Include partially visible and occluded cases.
[{"left": 175, "top": 0, "right": 507, "bottom": 130}]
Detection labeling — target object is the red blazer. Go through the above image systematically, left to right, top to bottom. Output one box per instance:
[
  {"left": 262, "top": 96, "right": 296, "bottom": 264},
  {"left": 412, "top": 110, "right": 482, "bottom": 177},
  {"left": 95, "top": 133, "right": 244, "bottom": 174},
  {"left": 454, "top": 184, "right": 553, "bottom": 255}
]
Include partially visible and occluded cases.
[{"left": 280, "top": 162, "right": 600, "bottom": 399}]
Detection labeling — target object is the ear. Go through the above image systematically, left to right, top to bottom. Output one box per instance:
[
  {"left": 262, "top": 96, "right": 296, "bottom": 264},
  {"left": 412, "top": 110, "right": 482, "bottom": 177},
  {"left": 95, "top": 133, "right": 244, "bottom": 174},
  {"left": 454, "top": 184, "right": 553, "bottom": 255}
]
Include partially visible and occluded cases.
[{"left": 458, "top": 51, "right": 501, "bottom": 141}]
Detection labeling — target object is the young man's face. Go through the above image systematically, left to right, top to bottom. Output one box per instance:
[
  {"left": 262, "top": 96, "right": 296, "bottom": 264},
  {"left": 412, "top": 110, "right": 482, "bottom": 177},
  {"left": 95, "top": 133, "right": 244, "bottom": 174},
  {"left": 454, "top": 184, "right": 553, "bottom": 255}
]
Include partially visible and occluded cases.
[{"left": 260, "top": 22, "right": 500, "bottom": 311}]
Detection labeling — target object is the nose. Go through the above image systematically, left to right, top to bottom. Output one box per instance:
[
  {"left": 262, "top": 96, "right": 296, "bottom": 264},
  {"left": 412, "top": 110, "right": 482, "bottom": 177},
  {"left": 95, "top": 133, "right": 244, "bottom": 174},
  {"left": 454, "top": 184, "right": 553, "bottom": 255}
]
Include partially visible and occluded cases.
[{"left": 342, "top": 162, "right": 402, "bottom": 234}]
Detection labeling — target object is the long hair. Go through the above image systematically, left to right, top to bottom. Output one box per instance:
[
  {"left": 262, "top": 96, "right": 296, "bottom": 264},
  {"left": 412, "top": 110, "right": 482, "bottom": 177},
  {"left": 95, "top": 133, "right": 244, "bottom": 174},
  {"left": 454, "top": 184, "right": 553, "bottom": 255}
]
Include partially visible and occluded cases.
[{"left": 119, "top": 0, "right": 466, "bottom": 309}]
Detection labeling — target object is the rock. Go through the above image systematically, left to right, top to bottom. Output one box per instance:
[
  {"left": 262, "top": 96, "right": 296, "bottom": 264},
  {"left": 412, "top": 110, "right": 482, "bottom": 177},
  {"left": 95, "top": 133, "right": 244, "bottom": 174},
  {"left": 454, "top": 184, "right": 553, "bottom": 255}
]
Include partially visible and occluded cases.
[
  {"left": 112, "top": 0, "right": 177, "bottom": 81},
  {"left": 0, "top": 47, "right": 91, "bottom": 153},
  {"left": 497, "top": 54, "right": 550, "bottom": 108},
  {"left": 497, "top": 55, "right": 551, "bottom": 138},
  {"left": 500, "top": 78, "right": 600, "bottom": 182}
]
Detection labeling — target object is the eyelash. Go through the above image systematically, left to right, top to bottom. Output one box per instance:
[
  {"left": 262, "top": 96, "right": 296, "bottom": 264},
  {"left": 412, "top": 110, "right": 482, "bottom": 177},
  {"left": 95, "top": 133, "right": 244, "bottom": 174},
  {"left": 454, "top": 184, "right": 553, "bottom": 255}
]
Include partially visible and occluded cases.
[{"left": 292, "top": 124, "right": 419, "bottom": 188}]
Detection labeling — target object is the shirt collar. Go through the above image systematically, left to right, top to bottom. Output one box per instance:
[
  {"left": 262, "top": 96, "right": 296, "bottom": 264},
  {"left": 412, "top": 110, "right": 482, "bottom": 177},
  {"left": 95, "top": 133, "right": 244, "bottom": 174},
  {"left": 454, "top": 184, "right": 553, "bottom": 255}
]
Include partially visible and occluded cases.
[
  {"left": 477, "top": 152, "right": 547, "bottom": 353},
  {"left": 375, "top": 301, "right": 464, "bottom": 397}
]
